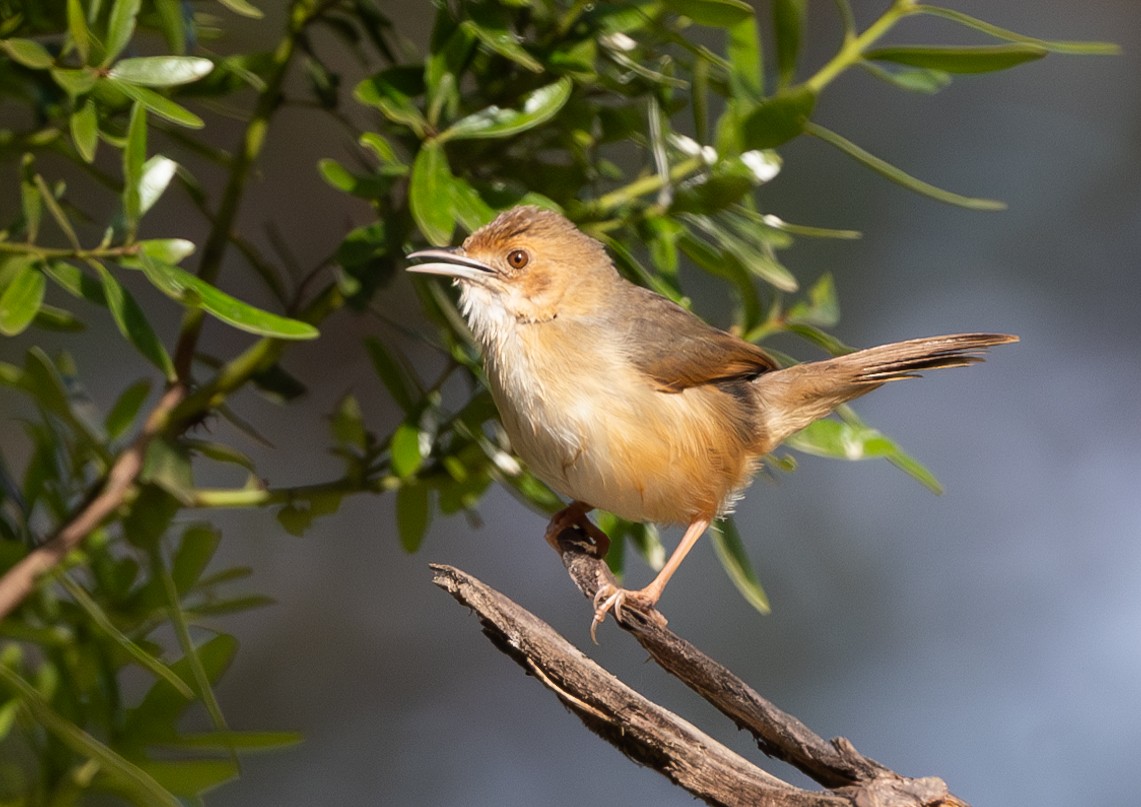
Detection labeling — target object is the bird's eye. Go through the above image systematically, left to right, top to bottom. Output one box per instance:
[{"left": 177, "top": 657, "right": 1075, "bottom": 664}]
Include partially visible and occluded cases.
[{"left": 506, "top": 249, "right": 530, "bottom": 270}]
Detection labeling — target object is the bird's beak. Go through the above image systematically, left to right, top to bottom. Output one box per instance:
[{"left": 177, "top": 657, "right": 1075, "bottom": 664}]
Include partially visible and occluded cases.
[{"left": 406, "top": 248, "right": 495, "bottom": 282}]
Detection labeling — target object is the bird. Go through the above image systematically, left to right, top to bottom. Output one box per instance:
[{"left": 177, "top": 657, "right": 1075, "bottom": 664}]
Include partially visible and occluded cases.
[{"left": 407, "top": 205, "right": 1016, "bottom": 638}]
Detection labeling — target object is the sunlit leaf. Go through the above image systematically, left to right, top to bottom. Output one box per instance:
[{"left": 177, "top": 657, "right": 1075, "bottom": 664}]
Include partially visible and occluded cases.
[
  {"left": 66, "top": 0, "right": 91, "bottom": 63},
  {"left": 216, "top": 0, "right": 264, "bottom": 19},
  {"left": 913, "top": 6, "right": 1119, "bottom": 56},
  {"left": 109, "top": 56, "right": 214, "bottom": 86},
  {"left": 860, "top": 61, "right": 952, "bottom": 94},
  {"left": 440, "top": 78, "right": 572, "bottom": 142},
  {"left": 110, "top": 80, "right": 204, "bottom": 128},
  {"left": 138, "top": 155, "right": 179, "bottom": 215},
  {"left": 139, "top": 255, "right": 319, "bottom": 339},
  {"left": 391, "top": 422, "right": 424, "bottom": 478},
  {"left": 139, "top": 759, "right": 238, "bottom": 797}
]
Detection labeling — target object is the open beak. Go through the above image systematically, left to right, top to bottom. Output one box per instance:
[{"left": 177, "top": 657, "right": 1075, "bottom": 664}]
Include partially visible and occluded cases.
[{"left": 406, "top": 248, "right": 495, "bottom": 282}]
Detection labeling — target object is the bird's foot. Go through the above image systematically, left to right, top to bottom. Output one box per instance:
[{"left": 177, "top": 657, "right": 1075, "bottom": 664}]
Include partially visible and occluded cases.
[
  {"left": 544, "top": 502, "right": 610, "bottom": 558},
  {"left": 590, "top": 583, "right": 666, "bottom": 643}
]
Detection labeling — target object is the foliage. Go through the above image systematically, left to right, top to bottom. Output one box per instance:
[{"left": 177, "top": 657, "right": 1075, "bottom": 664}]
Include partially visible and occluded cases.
[{"left": 0, "top": 0, "right": 1112, "bottom": 802}]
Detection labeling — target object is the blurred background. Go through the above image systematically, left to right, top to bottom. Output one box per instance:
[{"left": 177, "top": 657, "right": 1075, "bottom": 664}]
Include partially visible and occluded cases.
[{"left": 4, "top": 1, "right": 1139, "bottom": 805}]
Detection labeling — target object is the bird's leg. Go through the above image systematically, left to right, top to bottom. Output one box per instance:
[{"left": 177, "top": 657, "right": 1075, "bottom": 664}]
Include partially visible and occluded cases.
[
  {"left": 544, "top": 500, "right": 610, "bottom": 558},
  {"left": 591, "top": 517, "right": 710, "bottom": 642}
]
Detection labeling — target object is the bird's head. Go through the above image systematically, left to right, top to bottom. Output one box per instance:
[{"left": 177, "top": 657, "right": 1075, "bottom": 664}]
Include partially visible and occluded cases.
[{"left": 407, "top": 206, "right": 618, "bottom": 331}]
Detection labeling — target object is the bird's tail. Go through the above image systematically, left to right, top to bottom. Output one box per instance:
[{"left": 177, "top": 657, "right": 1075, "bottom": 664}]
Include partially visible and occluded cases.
[{"left": 752, "top": 333, "right": 1018, "bottom": 446}]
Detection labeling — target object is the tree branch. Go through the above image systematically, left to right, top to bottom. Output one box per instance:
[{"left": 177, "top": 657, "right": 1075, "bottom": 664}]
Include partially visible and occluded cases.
[{"left": 432, "top": 526, "right": 969, "bottom": 807}]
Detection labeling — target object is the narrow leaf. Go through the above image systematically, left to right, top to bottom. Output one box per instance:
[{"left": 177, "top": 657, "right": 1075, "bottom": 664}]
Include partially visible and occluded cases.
[
  {"left": 66, "top": 0, "right": 91, "bottom": 63},
  {"left": 105, "top": 0, "right": 142, "bottom": 64},
  {"left": 216, "top": 0, "right": 264, "bottom": 19},
  {"left": 661, "top": 0, "right": 753, "bottom": 27},
  {"left": 772, "top": 0, "right": 805, "bottom": 88},
  {"left": 462, "top": 3, "right": 542, "bottom": 72},
  {"left": 914, "top": 5, "right": 1119, "bottom": 55},
  {"left": 1, "top": 39, "right": 54, "bottom": 69},
  {"left": 865, "top": 44, "right": 1046, "bottom": 74},
  {"left": 109, "top": 56, "right": 214, "bottom": 86},
  {"left": 110, "top": 80, "right": 204, "bottom": 128},
  {"left": 70, "top": 97, "right": 99, "bottom": 162},
  {"left": 123, "top": 102, "right": 147, "bottom": 231},
  {"left": 805, "top": 122, "right": 1004, "bottom": 210},
  {"left": 409, "top": 142, "right": 456, "bottom": 245},
  {"left": 138, "top": 155, "right": 178, "bottom": 215},
  {"left": 139, "top": 254, "right": 319, "bottom": 340},
  {"left": 92, "top": 260, "right": 177, "bottom": 379},
  {"left": 364, "top": 337, "right": 422, "bottom": 413},
  {"left": 105, "top": 378, "right": 152, "bottom": 438},
  {"left": 396, "top": 483, "right": 430, "bottom": 552},
  {"left": 710, "top": 519, "right": 770, "bottom": 614},
  {"left": 0, "top": 666, "right": 181, "bottom": 807}
]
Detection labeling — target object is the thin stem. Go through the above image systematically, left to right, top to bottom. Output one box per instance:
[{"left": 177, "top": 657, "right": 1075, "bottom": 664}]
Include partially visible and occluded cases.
[
  {"left": 171, "top": 0, "right": 323, "bottom": 378},
  {"left": 804, "top": 0, "right": 917, "bottom": 95},
  {"left": 594, "top": 156, "right": 705, "bottom": 215}
]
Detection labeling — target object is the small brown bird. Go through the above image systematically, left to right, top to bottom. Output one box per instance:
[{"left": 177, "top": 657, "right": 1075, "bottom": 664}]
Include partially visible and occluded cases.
[{"left": 408, "top": 206, "right": 1016, "bottom": 636}]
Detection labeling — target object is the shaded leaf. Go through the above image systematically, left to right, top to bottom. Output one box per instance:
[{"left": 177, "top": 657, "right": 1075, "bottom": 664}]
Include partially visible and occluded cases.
[
  {"left": 66, "top": 0, "right": 91, "bottom": 63},
  {"left": 105, "top": 0, "right": 141, "bottom": 63},
  {"left": 216, "top": 0, "right": 264, "bottom": 19},
  {"left": 772, "top": 0, "right": 805, "bottom": 88},
  {"left": 462, "top": 3, "right": 542, "bottom": 72},
  {"left": 913, "top": 6, "right": 1119, "bottom": 56},
  {"left": 1, "top": 39, "right": 54, "bottom": 69},
  {"left": 865, "top": 44, "right": 1046, "bottom": 74},
  {"left": 860, "top": 61, "right": 952, "bottom": 94},
  {"left": 354, "top": 67, "right": 426, "bottom": 134},
  {"left": 740, "top": 86, "right": 816, "bottom": 149},
  {"left": 70, "top": 98, "right": 99, "bottom": 162},
  {"left": 409, "top": 142, "right": 456, "bottom": 245},
  {"left": 0, "top": 260, "right": 46, "bottom": 336},
  {"left": 91, "top": 261, "right": 177, "bottom": 379},
  {"left": 365, "top": 336, "right": 422, "bottom": 413},
  {"left": 105, "top": 378, "right": 152, "bottom": 438},
  {"left": 396, "top": 483, "right": 430, "bottom": 552},
  {"left": 710, "top": 518, "right": 770, "bottom": 614},
  {"left": 171, "top": 524, "right": 220, "bottom": 595},
  {"left": 158, "top": 730, "right": 302, "bottom": 751},
  {"left": 139, "top": 759, "right": 238, "bottom": 798}
]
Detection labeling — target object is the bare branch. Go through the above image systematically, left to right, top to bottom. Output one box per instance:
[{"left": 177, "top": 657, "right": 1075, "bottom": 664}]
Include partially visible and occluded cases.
[{"left": 433, "top": 525, "right": 970, "bottom": 807}]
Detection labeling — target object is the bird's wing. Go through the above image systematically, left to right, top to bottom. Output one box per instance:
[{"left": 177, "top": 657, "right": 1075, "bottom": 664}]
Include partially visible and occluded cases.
[{"left": 617, "top": 285, "right": 777, "bottom": 393}]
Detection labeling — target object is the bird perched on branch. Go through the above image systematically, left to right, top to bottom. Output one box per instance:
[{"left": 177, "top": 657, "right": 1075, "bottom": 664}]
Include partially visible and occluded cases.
[{"left": 408, "top": 206, "right": 1016, "bottom": 638}]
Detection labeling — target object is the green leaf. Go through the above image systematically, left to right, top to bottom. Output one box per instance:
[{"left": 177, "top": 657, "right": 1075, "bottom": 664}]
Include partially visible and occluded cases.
[
  {"left": 66, "top": 0, "right": 91, "bottom": 63},
  {"left": 105, "top": 0, "right": 142, "bottom": 63},
  {"left": 216, "top": 0, "right": 264, "bottom": 19},
  {"left": 661, "top": 0, "right": 753, "bottom": 27},
  {"left": 772, "top": 0, "right": 805, "bottom": 88},
  {"left": 462, "top": 3, "right": 542, "bottom": 72},
  {"left": 913, "top": 5, "right": 1119, "bottom": 56},
  {"left": 726, "top": 16, "right": 764, "bottom": 100},
  {"left": 1, "top": 39, "right": 54, "bottom": 69},
  {"left": 864, "top": 44, "right": 1046, "bottom": 74},
  {"left": 109, "top": 55, "right": 214, "bottom": 86},
  {"left": 859, "top": 61, "right": 952, "bottom": 94},
  {"left": 51, "top": 67, "right": 99, "bottom": 96},
  {"left": 354, "top": 67, "right": 426, "bottom": 135},
  {"left": 440, "top": 78, "right": 572, "bottom": 142},
  {"left": 109, "top": 80, "right": 204, "bottom": 128},
  {"left": 740, "top": 85, "right": 816, "bottom": 149},
  {"left": 70, "top": 97, "right": 99, "bottom": 162},
  {"left": 123, "top": 102, "right": 147, "bottom": 230},
  {"left": 805, "top": 122, "right": 1005, "bottom": 210},
  {"left": 409, "top": 142, "right": 456, "bottom": 246},
  {"left": 138, "top": 155, "right": 179, "bottom": 215},
  {"left": 448, "top": 176, "right": 496, "bottom": 233},
  {"left": 139, "top": 255, "right": 319, "bottom": 340},
  {"left": 0, "top": 260, "right": 46, "bottom": 336},
  {"left": 91, "top": 260, "right": 177, "bottom": 379},
  {"left": 787, "top": 272, "right": 839, "bottom": 327},
  {"left": 33, "top": 305, "right": 84, "bottom": 332},
  {"left": 365, "top": 337, "right": 422, "bottom": 413},
  {"left": 105, "top": 378, "right": 152, "bottom": 438},
  {"left": 330, "top": 394, "right": 367, "bottom": 450},
  {"left": 784, "top": 413, "right": 942, "bottom": 493},
  {"left": 391, "top": 422, "right": 424, "bottom": 478},
  {"left": 142, "top": 438, "right": 195, "bottom": 504},
  {"left": 396, "top": 483, "right": 430, "bottom": 552},
  {"left": 710, "top": 519, "right": 770, "bottom": 614},
  {"left": 171, "top": 524, "right": 220, "bottom": 595},
  {"left": 0, "top": 666, "right": 181, "bottom": 807},
  {"left": 160, "top": 730, "right": 302, "bottom": 751},
  {"left": 139, "top": 759, "right": 238, "bottom": 797}
]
